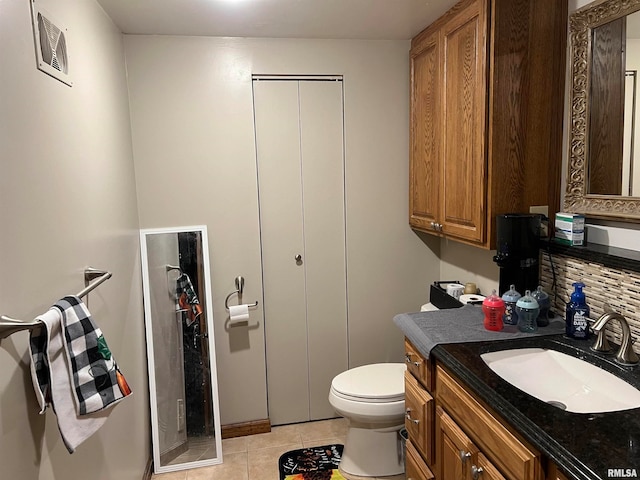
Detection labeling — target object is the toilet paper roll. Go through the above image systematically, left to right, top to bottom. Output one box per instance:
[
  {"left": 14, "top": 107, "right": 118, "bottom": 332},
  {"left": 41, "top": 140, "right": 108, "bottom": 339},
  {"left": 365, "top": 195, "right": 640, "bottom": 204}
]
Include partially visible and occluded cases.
[
  {"left": 459, "top": 294, "right": 486, "bottom": 305},
  {"left": 229, "top": 304, "right": 250, "bottom": 325}
]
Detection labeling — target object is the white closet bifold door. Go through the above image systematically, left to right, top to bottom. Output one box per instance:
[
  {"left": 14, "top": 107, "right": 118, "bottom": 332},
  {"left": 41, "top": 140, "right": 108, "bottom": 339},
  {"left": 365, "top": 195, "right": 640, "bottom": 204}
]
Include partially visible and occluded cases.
[{"left": 253, "top": 78, "right": 348, "bottom": 425}]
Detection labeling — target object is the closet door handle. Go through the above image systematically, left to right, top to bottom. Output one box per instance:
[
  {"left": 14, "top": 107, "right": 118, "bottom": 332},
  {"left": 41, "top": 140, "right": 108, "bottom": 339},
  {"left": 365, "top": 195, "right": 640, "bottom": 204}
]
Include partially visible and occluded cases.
[{"left": 295, "top": 254, "right": 303, "bottom": 264}]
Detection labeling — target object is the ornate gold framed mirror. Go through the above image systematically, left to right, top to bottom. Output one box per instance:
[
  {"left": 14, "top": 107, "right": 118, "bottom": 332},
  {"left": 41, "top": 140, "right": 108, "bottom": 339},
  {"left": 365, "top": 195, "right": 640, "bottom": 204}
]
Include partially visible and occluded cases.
[{"left": 565, "top": 0, "right": 640, "bottom": 220}]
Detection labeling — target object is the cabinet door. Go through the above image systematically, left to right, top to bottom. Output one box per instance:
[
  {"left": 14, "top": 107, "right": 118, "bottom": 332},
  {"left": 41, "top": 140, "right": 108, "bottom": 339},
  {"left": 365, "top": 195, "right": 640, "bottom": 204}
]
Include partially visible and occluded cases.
[
  {"left": 439, "top": 0, "right": 488, "bottom": 244},
  {"left": 410, "top": 27, "right": 441, "bottom": 233},
  {"left": 404, "top": 339, "right": 433, "bottom": 389},
  {"left": 436, "top": 366, "right": 541, "bottom": 480},
  {"left": 405, "top": 371, "right": 435, "bottom": 466},
  {"left": 436, "top": 405, "right": 479, "bottom": 480},
  {"left": 407, "top": 439, "right": 435, "bottom": 480},
  {"left": 475, "top": 453, "right": 507, "bottom": 480}
]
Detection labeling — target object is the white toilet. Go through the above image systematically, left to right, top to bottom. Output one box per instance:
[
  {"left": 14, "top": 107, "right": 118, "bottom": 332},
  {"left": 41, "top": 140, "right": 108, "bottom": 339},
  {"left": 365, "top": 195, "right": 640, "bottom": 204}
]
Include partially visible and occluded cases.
[{"left": 328, "top": 363, "right": 407, "bottom": 477}]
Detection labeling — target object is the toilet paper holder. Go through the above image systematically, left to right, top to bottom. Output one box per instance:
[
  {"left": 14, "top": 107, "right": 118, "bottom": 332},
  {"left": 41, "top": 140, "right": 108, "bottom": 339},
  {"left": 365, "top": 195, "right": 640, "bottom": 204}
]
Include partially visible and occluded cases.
[{"left": 224, "top": 276, "right": 259, "bottom": 311}]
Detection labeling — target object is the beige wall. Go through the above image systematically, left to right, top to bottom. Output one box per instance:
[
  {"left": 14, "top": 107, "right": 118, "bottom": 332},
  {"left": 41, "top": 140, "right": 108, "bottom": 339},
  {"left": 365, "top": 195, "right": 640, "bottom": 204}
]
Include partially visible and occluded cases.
[
  {"left": 0, "top": 1, "right": 148, "bottom": 479},
  {"left": 124, "top": 35, "right": 441, "bottom": 425},
  {"left": 439, "top": 240, "right": 499, "bottom": 297}
]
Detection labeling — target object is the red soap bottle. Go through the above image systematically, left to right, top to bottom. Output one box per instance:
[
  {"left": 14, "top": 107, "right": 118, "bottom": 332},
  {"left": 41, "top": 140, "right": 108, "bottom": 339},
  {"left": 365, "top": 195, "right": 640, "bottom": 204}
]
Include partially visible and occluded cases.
[{"left": 482, "top": 290, "right": 505, "bottom": 331}]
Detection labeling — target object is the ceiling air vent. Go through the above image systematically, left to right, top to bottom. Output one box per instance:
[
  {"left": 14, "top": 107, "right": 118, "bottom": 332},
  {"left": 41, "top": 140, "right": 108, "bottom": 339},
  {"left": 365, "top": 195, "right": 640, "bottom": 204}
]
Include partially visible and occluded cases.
[{"left": 30, "top": 0, "right": 72, "bottom": 86}]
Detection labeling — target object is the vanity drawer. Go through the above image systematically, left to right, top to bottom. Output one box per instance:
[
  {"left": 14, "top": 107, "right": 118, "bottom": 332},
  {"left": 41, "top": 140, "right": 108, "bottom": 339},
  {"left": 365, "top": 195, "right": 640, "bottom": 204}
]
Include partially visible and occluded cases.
[
  {"left": 405, "top": 339, "right": 433, "bottom": 389},
  {"left": 436, "top": 365, "right": 542, "bottom": 480},
  {"left": 405, "top": 370, "right": 435, "bottom": 466},
  {"left": 406, "top": 439, "right": 435, "bottom": 480}
]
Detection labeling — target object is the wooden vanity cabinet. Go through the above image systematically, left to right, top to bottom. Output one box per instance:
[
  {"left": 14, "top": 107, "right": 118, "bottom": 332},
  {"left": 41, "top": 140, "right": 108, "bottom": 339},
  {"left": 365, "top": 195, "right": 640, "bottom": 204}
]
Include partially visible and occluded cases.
[
  {"left": 409, "top": 0, "right": 568, "bottom": 248},
  {"left": 404, "top": 339, "right": 545, "bottom": 480},
  {"left": 404, "top": 340, "right": 436, "bottom": 476},
  {"left": 436, "top": 365, "right": 542, "bottom": 480}
]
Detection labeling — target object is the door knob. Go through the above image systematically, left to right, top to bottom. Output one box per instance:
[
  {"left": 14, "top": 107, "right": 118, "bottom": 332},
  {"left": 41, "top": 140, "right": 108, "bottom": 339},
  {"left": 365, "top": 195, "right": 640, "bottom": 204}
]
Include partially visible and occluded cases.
[{"left": 295, "top": 254, "right": 303, "bottom": 265}]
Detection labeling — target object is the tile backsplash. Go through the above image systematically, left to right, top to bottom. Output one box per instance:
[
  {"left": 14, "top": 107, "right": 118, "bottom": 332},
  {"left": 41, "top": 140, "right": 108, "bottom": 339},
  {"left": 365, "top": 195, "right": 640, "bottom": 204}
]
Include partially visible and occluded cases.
[{"left": 540, "top": 251, "right": 640, "bottom": 354}]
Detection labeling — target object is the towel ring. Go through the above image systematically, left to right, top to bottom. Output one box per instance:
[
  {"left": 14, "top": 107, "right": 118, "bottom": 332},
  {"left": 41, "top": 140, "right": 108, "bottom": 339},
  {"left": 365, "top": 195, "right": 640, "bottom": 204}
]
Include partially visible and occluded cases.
[{"left": 224, "top": 276, "right": 259, "bottom": 311}]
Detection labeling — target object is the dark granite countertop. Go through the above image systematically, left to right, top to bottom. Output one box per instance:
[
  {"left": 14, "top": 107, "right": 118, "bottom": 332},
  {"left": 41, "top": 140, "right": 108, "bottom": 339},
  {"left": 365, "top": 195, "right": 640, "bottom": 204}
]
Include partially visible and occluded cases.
[{"left": 396, "top": 317, "right": 640, "bottom": 480}]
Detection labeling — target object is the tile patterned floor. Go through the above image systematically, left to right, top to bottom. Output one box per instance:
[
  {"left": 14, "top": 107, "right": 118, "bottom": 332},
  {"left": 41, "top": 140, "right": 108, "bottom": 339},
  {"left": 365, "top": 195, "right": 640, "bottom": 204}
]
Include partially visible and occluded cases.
[{"left": 151, "top": 418, "right": 406, "bottom": 480}]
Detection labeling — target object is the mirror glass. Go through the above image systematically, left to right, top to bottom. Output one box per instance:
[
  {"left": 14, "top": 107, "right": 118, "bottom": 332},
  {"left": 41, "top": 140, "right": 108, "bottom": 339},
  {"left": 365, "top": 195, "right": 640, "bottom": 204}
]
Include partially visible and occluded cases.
[
  {"left": 589, "top": 10, "right": 640, "bottom": 196},
  {"left": 140, "top": 225, "right": 222, "bottom": 473}
]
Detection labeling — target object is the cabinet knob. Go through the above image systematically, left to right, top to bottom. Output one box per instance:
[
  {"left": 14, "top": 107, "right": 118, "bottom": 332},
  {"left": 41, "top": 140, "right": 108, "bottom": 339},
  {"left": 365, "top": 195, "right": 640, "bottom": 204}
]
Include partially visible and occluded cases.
[
  {"left": 295, "top": 254, "right": 303, "bottom": 264},
  {"left": 404, "top": 353, "right": 421, "bottom": 367},
  {"left": 405, "top": 408, "right": 419, "bottom": 425},
  {"left": 459, "top": 450, "right": 472, "bottom": 464},
  {"left": 472, "top": 465, "right": 484, "bottom": 479}
]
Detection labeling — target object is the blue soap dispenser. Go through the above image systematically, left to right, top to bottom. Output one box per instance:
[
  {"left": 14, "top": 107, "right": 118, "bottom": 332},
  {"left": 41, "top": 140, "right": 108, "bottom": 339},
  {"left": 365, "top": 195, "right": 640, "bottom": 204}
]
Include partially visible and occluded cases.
[{"left": 566, "top": 282, "right": 590, "bottom": 339}]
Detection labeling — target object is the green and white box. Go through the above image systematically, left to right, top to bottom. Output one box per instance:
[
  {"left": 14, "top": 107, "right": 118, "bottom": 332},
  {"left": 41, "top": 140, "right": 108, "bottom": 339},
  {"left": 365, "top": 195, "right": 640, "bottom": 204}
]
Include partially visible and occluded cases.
[{"left": 555, "top": 212, "right": 585, "bottom": 246}]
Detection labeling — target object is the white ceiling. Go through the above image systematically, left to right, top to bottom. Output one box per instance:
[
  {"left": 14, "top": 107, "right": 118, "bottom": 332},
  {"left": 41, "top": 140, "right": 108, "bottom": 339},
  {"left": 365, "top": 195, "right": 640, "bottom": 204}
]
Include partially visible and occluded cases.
[{"left": 96, "top": 0, "right": 458, "bottom": 40}]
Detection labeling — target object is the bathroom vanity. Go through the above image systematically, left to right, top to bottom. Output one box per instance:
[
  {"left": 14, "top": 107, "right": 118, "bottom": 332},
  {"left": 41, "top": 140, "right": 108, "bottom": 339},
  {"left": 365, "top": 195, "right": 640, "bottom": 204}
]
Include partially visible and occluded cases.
[{"left": 399, "top": 331, "right": 640, "bottom": 480}]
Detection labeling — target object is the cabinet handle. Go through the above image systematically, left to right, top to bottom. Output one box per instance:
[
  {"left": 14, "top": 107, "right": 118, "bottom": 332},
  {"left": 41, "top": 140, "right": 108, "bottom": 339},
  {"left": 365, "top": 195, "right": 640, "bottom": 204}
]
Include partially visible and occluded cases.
[
  {"left": 404, "top": 353, "right": 422, "bottom": 367},
  {"left": 405, "top": 408, "right": 419, "bottom": 424},
  {"left": 459, "top": 450, "right": 471, "bottom": 464},
  {"left": 472, "top": 465, "right": 484, "bottom": 479}
]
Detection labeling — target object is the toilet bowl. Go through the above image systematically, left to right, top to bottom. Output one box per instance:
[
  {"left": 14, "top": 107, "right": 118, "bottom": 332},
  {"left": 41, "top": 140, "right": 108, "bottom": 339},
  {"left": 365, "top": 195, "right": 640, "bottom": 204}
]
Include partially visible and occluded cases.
[{"left": 328, "top": 363, "right": 406, "bottom": 477}]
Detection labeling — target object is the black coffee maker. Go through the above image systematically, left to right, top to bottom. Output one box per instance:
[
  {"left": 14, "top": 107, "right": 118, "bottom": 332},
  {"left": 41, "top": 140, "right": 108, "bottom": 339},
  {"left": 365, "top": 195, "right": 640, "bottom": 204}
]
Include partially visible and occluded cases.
[{"left": 493, "top": 214, "right": 541, "bottom": 295}]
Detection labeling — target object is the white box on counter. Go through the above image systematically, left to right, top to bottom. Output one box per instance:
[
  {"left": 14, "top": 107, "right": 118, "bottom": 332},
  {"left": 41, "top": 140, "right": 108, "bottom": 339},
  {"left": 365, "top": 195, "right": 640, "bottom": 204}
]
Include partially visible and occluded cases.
[{"left": 554, "top": 212, "right": 585, "bottom": 246}]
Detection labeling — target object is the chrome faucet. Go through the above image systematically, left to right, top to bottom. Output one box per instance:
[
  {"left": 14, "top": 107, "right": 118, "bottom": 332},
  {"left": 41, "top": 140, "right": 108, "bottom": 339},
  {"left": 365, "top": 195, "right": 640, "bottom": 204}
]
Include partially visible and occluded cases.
[{"left": 591, "top": 311, "right": 639, "bottom": 366}]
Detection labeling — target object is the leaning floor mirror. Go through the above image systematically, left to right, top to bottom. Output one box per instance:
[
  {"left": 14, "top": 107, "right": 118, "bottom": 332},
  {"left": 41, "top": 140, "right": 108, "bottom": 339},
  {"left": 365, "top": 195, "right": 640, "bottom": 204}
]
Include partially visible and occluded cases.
[{"left": 140, "top": 226, "right": 223, "bottom": 473}]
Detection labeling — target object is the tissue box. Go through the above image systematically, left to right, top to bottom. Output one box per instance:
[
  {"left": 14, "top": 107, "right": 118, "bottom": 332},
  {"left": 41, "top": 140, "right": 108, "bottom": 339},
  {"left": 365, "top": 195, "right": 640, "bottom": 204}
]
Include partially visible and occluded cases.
[{"left": 554, "top": 212, "right": 585, "bottom": 246}]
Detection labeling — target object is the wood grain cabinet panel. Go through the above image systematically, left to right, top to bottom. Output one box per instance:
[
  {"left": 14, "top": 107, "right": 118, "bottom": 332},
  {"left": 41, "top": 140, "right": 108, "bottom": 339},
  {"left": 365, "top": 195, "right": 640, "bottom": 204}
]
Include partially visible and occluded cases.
[
  {"left": 409, "top": 0, "right": 568, "bottom": 248},
  {"left": 439, "top": 0, "right": 487, "bottom": 244},
  {"left": 410, "top": 27, "right": 441, "bottom": 232},
  {"left": 405, "top": 339, "right": 433, "bottom": 389},
  {"left": 436, "top": 365, "right": 542, "bottom": 480},
  {"left": 405, "top": 371, "right": 435, "bottom": 466},
  {"left": 436, "top": 405, "right": 479, "bottom": 480},
  {"left": 407, "top": 439, "right": 436, "bottom": 480},
  {"left": 476, "top": 452, "right": 507, "bottom": 480}
]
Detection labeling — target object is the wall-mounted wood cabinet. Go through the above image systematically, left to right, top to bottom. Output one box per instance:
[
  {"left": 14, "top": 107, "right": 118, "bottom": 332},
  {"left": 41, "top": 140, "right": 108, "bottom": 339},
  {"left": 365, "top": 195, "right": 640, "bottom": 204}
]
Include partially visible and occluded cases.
[{"left": 409, "top": 0, "right": 568, "bottom": 248}]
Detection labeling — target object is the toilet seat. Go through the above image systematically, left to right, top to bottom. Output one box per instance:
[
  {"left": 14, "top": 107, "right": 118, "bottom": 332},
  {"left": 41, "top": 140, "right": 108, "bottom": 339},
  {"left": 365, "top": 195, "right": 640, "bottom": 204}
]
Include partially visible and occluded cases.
[{"left": 331, "top": 363, "right": 406, "bottom": 403}]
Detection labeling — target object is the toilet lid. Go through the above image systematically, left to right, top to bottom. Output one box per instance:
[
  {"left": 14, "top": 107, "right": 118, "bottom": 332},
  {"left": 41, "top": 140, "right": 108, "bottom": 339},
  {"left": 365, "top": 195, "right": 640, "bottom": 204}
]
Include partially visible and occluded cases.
[{"left": 331, "top": 363, "right": 406, "bottom": 402}]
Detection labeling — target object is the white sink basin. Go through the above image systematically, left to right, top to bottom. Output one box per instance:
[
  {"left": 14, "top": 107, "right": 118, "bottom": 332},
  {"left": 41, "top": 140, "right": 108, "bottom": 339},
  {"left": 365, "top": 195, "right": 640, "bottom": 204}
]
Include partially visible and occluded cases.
[{"left": 480, "top": 348, "right": 640, "bottom": 413}]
